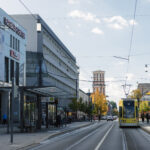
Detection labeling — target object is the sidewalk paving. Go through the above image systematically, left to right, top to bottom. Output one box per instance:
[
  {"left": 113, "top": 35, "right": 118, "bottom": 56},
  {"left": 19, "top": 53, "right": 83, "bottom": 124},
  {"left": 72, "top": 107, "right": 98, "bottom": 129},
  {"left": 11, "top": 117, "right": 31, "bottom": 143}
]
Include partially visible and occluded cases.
[
  {"left": 0, "top": 121, "right": 94, "bottom": 150},
  {"left": 139, "top": 121, "right": 150, "bottom": 134}
]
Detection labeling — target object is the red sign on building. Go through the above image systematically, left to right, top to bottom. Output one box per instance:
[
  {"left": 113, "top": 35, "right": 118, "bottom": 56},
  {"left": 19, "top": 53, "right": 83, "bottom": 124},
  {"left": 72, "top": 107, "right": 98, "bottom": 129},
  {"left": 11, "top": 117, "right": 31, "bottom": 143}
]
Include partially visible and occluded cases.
[{"left": 10, "top": 50, "right": 20, "bottom": 60}]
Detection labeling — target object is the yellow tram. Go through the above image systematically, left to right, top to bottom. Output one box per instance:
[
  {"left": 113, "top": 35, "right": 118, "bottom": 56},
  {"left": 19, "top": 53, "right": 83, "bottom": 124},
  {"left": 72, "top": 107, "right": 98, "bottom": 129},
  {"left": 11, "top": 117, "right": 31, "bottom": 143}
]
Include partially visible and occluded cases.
[{"left": 119, "top": 98, "right": 139, "bottom": 127}]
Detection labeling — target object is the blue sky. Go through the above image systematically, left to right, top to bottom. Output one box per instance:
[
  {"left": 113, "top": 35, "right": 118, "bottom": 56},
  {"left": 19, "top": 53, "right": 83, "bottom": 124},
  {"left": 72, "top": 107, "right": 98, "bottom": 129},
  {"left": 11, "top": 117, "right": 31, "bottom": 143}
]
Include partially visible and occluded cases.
[{"left": 1, "top": 0, "right": 150, "bottom": 104}]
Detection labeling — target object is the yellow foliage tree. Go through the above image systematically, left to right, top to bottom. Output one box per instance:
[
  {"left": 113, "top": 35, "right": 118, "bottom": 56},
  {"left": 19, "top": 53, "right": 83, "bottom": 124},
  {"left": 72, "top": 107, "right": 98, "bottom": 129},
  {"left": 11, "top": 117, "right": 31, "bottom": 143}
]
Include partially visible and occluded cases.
[
  {"left": 91, "top": 89, "right": 108, "bottom": 115},
  {"left": 128, "top": 89, "right": 142, "bottom": 99}
]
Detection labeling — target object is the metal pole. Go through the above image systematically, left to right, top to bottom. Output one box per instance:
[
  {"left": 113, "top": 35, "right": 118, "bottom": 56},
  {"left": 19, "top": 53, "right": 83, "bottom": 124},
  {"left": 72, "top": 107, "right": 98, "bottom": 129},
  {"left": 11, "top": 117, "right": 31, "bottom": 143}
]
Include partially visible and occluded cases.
[
  {"left": 10, "top": 77, "right": 14, "bottom": 144},
  {"left": 76, "top": 79, "right": 78, "bottom": 120},
  {"left": 7, "top": 92, "right": 10, "bottom": 133},
  {"left": 46, "top": 102, "right": 48, "bottom": 128}
]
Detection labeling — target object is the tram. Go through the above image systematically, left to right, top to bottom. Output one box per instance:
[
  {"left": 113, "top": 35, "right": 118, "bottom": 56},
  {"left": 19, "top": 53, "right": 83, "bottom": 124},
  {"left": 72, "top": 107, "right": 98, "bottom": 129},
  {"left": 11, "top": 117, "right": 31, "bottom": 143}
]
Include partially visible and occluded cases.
[{"left": 119, "top": 98, "right": 139, "bottom": 127}]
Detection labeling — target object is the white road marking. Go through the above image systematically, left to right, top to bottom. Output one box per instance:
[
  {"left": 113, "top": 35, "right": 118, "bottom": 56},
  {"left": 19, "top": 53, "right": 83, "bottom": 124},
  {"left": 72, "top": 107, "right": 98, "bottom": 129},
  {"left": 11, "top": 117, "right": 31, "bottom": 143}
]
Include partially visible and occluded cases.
[
  {"left": 31, "top": 122, "right": 104, "bottom": 150},
  {"left": 94, "top": 123, "right": 114, "bottom": 150},
  {"left": 66, "top": 127, "right": 101, "bottom": 150},
  {"left": 122, "top": 129, "right": 128, "bottom": 150}
]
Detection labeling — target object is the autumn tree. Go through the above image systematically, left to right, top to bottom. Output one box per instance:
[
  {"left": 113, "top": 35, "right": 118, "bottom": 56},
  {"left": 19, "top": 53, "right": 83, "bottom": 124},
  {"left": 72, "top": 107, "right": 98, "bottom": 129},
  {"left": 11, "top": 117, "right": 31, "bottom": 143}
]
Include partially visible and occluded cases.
[
  {"left": 91, "top": 89, "right": 108, "bottom": 115},
  {"left": 128, "top": 89, "right": 142, "bottom": 99}
]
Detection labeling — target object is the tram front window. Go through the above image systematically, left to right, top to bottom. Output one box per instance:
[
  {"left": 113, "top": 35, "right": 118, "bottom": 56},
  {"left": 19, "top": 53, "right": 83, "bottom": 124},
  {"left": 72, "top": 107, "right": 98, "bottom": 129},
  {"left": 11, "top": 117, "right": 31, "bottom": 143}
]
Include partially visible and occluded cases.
[{"left": 123, "top": 101, "right": 135, "bottom": 118}]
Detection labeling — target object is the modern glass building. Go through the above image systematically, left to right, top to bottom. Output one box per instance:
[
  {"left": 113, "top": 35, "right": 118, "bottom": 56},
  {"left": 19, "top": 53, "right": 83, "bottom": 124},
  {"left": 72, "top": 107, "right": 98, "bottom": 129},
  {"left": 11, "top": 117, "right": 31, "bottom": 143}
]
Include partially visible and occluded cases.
[{"left": 12, "top": 14, "right": 79, "bottom": 129}]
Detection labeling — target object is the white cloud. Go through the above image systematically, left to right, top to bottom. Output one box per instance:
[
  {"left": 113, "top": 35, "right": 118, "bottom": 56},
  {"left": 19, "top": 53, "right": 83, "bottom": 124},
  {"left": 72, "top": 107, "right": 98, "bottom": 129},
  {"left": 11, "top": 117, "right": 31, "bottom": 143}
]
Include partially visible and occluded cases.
[
  {"left": 68, "top": 0, "right": 79, "bottom": 4},
  {"left": 68, "top": 10, "right": 100, "bottom": 23},
  {"left": 103, "top": 16, "right": 138, "bottom": 30},
  {"left": 129, "top": 19, "right": 138, "bottom": 26},
  {"left": 77, "top": 23, "right": 82, "bottom": 27},
  {"left": 108, "top": 23, "right": 123, "bottom": 30},
  {"left": 65, "top": 25, "right": 70, "bottom": 29},
  {"left": 91, "top": 27, "right": 104, "bottom": 35},
  {"left": 68, "top": 31, "right": 75, "bottom": 36},
  {"left": 117, "top": 61, "right": 126, "bottom": 66},
  {"left": 79, "top": 70, "right": 92, "bottom": 93},
  {"left": 126, "top": 73, "right": 135, "bottom": 81},
  {"left": 106, "top": 77, "right": 124, "bottom": 106}
]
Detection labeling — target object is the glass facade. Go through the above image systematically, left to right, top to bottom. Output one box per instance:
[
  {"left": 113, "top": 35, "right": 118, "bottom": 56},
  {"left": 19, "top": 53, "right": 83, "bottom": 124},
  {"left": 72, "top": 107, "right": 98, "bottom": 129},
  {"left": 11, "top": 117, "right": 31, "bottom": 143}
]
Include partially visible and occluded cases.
[{"left": 24, "top": 95, "right": 37, "bottom": 127}]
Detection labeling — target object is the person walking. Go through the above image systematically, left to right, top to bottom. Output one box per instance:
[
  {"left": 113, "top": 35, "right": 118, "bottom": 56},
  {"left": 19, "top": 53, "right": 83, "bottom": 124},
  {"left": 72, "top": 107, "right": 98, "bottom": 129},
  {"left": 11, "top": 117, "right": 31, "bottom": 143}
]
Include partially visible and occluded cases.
[
  {"left": 141, "top": 112, "right": 145, "bottom": 123},
  {"left": 146, "top": 113, "right": 149, "bottom": 124},
  {"left": 2, "top": 114, "right": 7, "bottom": 125},
  {"left": 98, "top": 114, "right": 101, "bottom": 122}
]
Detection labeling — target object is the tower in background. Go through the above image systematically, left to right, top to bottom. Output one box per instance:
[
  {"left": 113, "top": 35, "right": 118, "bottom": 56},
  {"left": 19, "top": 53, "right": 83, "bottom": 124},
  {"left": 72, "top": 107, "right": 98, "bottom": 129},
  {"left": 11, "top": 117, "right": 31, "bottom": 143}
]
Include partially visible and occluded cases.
[{"left": 93, "top": 70, "right": 105, "bottom": 95}]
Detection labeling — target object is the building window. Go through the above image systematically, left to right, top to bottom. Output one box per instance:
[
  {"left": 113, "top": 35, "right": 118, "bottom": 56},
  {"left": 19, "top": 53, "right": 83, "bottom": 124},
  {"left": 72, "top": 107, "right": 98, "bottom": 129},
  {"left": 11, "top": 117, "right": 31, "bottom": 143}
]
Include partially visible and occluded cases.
[
  {"left": 10, "top": 35, "right": 12, "bottom": 48},
  {"left": 12, "top": 37, "right": 15, "bottom": 49},
  {"left": 15, "top": 38, "right": 17, "bottom": 50},
  {"left": 18, "top": 40, "right": 20, "bottom": 51},
  {"left": 5, "top": 57, "right": 9, "bottom": 82},
  {"left": 10, "top": 59, "right": 14, "bottom": 81}
]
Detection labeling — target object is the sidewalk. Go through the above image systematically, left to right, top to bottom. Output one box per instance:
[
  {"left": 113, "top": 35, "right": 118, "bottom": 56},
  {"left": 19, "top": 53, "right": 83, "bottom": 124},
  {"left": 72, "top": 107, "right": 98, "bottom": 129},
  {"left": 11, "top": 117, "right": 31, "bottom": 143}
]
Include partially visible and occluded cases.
[
  {"left": 0, "top": 121, "right": 94, "bottom": 150},
  {"left": 139, "top": 121, "right": 150, "bottom": 134}
]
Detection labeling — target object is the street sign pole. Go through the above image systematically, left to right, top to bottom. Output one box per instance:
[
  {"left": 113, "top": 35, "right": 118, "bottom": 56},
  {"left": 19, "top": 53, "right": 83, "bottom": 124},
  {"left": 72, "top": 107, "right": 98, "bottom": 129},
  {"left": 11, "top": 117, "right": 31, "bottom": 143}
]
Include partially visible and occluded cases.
[{"left": 10, "top": 77, "right": 14, "bottom": 144}]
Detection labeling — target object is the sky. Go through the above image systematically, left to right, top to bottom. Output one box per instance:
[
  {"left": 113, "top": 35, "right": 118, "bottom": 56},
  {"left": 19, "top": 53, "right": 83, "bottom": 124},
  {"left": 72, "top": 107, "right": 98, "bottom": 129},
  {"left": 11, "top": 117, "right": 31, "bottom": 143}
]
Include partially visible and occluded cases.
[{"left": 1, "top": 0, "right": 150, "bottom": 105}]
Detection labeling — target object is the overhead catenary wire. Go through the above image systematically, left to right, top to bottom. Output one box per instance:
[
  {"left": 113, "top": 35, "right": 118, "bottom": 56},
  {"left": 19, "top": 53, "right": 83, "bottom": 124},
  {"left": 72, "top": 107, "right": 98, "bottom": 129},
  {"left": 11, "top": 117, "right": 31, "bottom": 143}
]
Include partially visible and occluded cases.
[
  {"left": 18, "top": 0, "right": 37, "bottom": 20},
  {"left": 124, "top": 0, "right": 138, "bottom": 97},
  {"left": 38, "top": 14, "right": 150, "bottom": 21}
]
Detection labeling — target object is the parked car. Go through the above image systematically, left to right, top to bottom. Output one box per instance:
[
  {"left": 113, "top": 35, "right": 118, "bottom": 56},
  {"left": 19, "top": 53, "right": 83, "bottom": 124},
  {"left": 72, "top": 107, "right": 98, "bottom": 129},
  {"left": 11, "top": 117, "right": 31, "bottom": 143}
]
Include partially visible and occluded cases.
[
  {"left": 101, "top": 116, "right": 107, "bottom": 120},
  {"left": 107, "top": 116, "right": 113, "bottom": 121},
  {"left": 113, "top": 116, "right": 118, "bottom": 120}
]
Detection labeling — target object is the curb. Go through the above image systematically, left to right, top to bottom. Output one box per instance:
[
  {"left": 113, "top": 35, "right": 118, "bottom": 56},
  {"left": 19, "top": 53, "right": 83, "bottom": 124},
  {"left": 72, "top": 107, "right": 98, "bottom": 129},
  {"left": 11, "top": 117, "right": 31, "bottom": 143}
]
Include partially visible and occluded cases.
[
  {"left": 16, "top": 122, "right": 94, "bottom": 150},
  {"left": 140, "top": 125, "right": 150, "bottom": 134}
]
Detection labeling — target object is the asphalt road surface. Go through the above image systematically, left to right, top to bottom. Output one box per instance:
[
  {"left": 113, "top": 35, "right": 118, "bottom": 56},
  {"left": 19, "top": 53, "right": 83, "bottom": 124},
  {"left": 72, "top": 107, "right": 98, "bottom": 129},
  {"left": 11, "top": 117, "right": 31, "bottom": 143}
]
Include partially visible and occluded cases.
[{"left": 29, "top": 121, "right": 150, "bottom": 150}]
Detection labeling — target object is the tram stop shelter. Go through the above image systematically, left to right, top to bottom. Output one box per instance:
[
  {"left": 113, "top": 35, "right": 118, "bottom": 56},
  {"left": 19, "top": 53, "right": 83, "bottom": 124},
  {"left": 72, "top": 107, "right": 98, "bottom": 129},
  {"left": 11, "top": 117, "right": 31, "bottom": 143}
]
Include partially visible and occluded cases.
[{"left": 0, "top": 85, "right": 75, "bottom": 132}]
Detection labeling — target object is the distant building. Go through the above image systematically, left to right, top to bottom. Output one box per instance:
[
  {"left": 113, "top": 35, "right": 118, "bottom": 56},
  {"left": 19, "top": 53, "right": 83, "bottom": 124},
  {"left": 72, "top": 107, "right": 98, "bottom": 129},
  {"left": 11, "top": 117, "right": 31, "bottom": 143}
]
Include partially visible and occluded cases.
[
  {"left": 93, "top": 70, "right": 105, "bottom": 95},
  {"left": 138, "top": 83, "right": 150, "bottom": 95},
  {"left": 79, "top": 89, "right": 90, "bottom": 103},
  {"left": 107, "top": 101, "right": 112, "bottom": 115}
]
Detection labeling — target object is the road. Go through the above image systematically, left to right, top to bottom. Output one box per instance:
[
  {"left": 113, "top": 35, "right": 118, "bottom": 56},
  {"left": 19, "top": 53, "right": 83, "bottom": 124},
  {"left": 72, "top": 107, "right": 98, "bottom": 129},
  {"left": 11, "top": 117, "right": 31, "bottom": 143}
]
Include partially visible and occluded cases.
[{"left": 29, "top": 121, "right": 150, "bottom": 150}]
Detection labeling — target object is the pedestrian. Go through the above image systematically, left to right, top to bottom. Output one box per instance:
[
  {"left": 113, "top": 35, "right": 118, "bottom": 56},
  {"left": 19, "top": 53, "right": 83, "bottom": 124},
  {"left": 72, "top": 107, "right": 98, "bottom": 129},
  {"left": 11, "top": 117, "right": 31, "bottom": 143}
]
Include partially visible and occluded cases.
[
  {"left": 141, "top": 112, "right": 145, "bottom": 123},
  {"left": 146, "top": 113, "right": 149, "bottom": 124},
  {"left": 2, "top": 114, "right": 7, "bottom": 125},
  {"left": 56, "top": 115, "right": 61, "bottom": 128},
  {"left": 98, "top": 115, "right": 101, "bottom": 121}
]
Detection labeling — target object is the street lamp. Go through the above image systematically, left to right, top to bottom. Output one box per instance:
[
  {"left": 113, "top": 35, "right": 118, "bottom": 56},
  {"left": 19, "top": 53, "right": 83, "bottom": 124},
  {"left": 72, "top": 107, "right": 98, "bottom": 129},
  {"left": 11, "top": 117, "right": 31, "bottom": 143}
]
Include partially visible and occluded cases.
[{"left": 145, "top": 64, "right": 150, "bottom": 72}]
